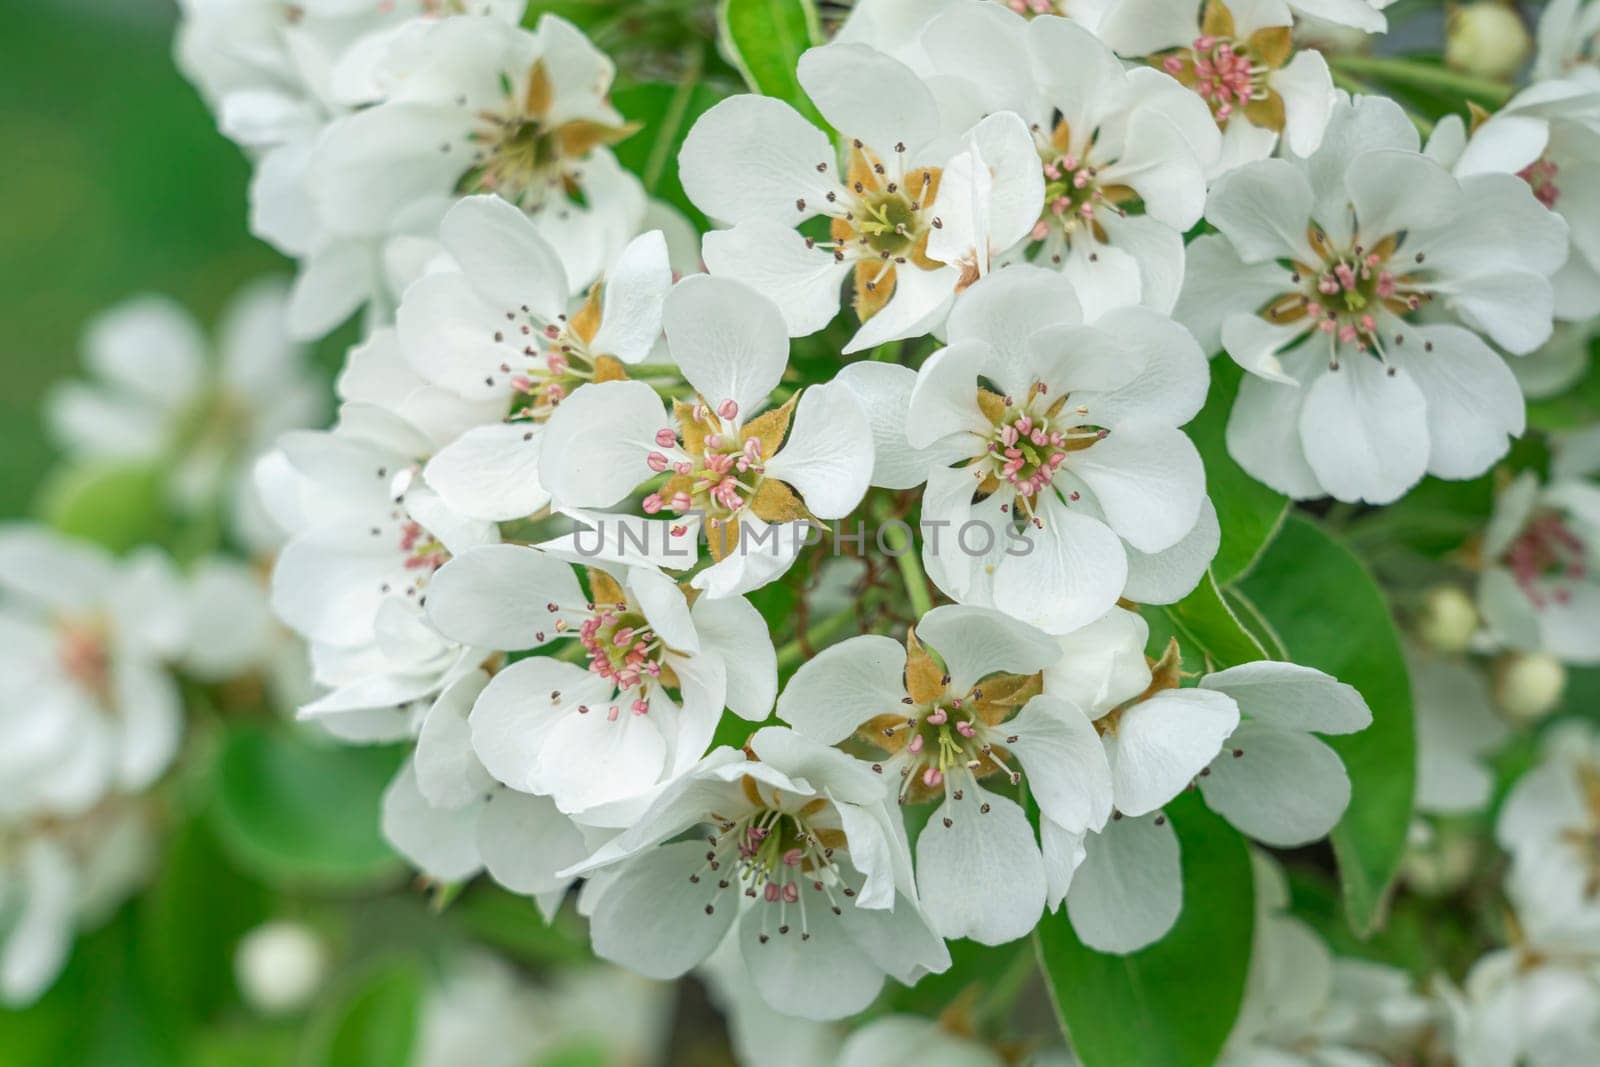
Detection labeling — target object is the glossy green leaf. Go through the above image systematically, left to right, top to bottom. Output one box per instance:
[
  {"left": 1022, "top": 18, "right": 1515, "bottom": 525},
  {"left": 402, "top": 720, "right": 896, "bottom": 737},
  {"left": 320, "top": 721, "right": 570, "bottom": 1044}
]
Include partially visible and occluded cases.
[
  {"left": 717, "top": 0, "right": 826, "bottom": 127},
  {"left": 613, "top": 79, "right": 727, "bottom": 228},
  {"left": 1188, "top": 359, "right": 1289, "bottom": 585},
  {"left": 36, "top": 459, "right": 167, "bottom": 552},
  {"left": 1241, "top": 515, "right": 1417, "bottom": 935},
  {"left": 1159, "top": 570, "right": 1270, "bottom": 671},
  {"left": 209, "top": 725, "right": 405, "bottom": 889},
  {"left": 1035, "top": 794, "right": 1255, "bottom": 1067},
  {"left": 138, "top": 819, "right": 273, "bottom": 1021},
  {"left": 302, "top": 957, "right": 425, "bottom": 1067}
]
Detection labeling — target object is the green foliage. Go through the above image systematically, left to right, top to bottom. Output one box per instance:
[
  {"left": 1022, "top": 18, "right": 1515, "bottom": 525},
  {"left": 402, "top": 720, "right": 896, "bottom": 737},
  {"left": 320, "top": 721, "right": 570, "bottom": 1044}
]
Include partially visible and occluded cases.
[
  {"left": 717, "top": 0, "right": 827, "bottom": 127},
  {"left": 613, "top": 79, "right": 728, "bottom": 229},
  {"left": 37, "top": 459, "right": 168, "bottom": 553},
  {"left": 1242, "top": 516, "right": 1418, "bottom": 936},
  {"left": 1158, "top": 571, "right": 1271, "bottom": 671},
  {"left": 209, "top": 725, "right": 406, "bottom": 889},
  {"left": 1035, "top": 794, "right": 1255, "bottom": 1067},
  {"left": 138, "top": 819, "right": 274, "bottom": 1021},
  {"left": 301, "top": 956, "right": 426, "bottom": 1067}
]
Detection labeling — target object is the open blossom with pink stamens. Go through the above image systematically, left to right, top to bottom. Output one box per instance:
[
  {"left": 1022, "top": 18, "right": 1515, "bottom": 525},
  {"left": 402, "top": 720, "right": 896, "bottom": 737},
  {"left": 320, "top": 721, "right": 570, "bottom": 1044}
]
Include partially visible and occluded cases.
[{"left": 424, "top": 543, "right": 777, "bottom": 823}]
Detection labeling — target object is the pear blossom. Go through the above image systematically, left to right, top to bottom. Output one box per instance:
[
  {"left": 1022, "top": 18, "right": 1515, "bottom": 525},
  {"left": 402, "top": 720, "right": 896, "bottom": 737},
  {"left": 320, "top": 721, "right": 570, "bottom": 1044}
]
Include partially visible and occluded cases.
[
  {"left": 1076, "top": 0, "right": 1339, "bottom": 176},
  {"left": 1535, "top": 0, "right": 1600, "bottom": 82},
  {"left": 176, "top": 1, "right": 529, "bottom": 338},
  {"left": 913, "top": 7, "right": 1219, "bottom": 317},
  {"left": 309, "top": 13, "right": 646, "bottom": 299},
  {"left": 678, "top": 41, "right": 1043, "bottom": 351},
  {"left": 1425, "top": 81, "right": 1600, "bottom": 322},
  {"left": 1178, "top": 94, "right": 1569, "bottom": 504},
  {"left": 394, "top": 193, "right": 672, "bottom": 521},
  {"left": 846, "top": 267, "right": 1214, "bottom": 634},
  {"left": 538, "top": 275, "right": 873, "bottom": 598},
  {"left": 46, "top": 282, "right": 325, "bottom": 551},
  {"left": 256, "top": 396, "right": 499, "bottom": 741},
  {"left": 1476, "top": 465, "right": 1600, "bottom": 665},
  {"left": 0, "top": 527, "right": 186, "bottom": 817},
  {"left": 422, "top": 543, "right": 776, "bottom": 824},
  {"left": 776, "top": 605, "right": 1112, "bottom": 945},
  {"left": 1039, "top": 609, "right": 1370, "bottom": 952},
  {"left": 1408, "top": 649, "right": 1510, "bottom": 816},
  {"left": 379, "top": 670, "right": 587, "bottom": 914},
  {"left": 1495, "top": 724, "right": 1600, "bottom": 950},
  {"left": 567, "top": 728, "right": 951, "bottom": 1021},
  {"left": 0, "top": 806, "right": 152, "bottom": 1007},
  {"left": 1221, "top": 854, "right": 1432, "bottom": 1066},
  {"left": 1442, "top": 947, "right": 1600, "bottom": 1067},
  {"left": 839, "top": 1015, "right": 1009, "bottom": 1067}
]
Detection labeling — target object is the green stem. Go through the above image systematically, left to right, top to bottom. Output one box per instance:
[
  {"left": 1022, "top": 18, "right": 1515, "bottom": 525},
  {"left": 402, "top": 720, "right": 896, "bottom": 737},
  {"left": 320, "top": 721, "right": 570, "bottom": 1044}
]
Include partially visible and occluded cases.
[
  {"left": 1329, "top": 54, "right": 1512, "bottom": 105},
  {"left": 893, "top": 531, "right": 934, "bottom": 619},
  {"left": 775, "top": 607, "right": 858, "bottom": 669}
]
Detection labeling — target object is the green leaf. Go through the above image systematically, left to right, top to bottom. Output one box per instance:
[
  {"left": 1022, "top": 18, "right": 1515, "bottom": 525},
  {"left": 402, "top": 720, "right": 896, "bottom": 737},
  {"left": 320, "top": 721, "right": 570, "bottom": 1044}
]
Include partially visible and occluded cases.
[
  {"left": 717, "top": 0, "right": 826, "bottom": 127},
  {"left": 613, "top": 80, "right": 727, "bottom": 228},
  {"left": 1188, "top": 359, "right": 1288, "bottom": 585},
  {"left": 36, "top": 459, "right": 168, "bottom": 552},
  {"left": 1240, "top": 514, "right": 1417, "bottom": 935},
  {"left": 1158, "top": 570, "right": 1270, "bottom": 671},
  {"left": 209, "top": 725, "right": 405, "bottom": 889},
  {"left": 1035, "top": 794, "right": 1255, "bottom": 1067},
  {"left": 138, "top": 819, "right": 274, "bottom": 1022},
  {"left": 302, "top": 957, "right": 425, "bottom": 1067}
]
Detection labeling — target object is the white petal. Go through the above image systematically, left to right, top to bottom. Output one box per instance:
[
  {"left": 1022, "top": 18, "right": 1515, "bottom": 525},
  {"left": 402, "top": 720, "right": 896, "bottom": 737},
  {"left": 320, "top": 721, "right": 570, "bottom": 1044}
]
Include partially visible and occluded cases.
[
  {"left": 797, "top": 43, "right": 939, "bottom": 155},
  {"left": 1272, "top": 49, "right": 1336, "bottom": 158},
  {"left": 678, "top": 95, "right": 838, "bottom": 225},
  {"left": 1344, "top": 149, "right": 1463, "bottom": 239},
  {"left": 1206, "top": 159, "right": 1316, "bottom": 263},
  {"left": 440, "top": 194, "right": 569, "bottom": 321},
  {"left": 702, "top": 221, "right": 852, "bottom": 337},
  {"left": 590, "top": 229, "right": 673, "bottom": 363},
  {"left": 842, "top": 264, "right": 958, "bottom": 355},
  {"left": 946, "top": 264, "right": 1081, "bottom": 366},
  {"left": 395, "top": 269, "right": 510, "bottom": 398},
  {"left": 663, "top": 274, "right": 790, "bottom": 414},
  {"left": 1394, "top": 321, "right": 1527, "bottom": 481},
  {"left": 905, "top": 341, "right": 991, "bottom": 449},
  {"left": 1226, "top": 351, "right": 1324, "bottom": 499},
  {"left": 1299, "top": 355, "right": 1430, "bottom": 505},
  {"left": 837, "top": 360, "right": 959, "bottom": 490},
  {"left": 538, "top": 380, "right": 667, "bottom": 509},
  {"left": 764, "top": 381, "right": 873, "bottom": 519},
  {"left": 1072, "top": 419, "right": 1206, "bottom": 554},
  {"left": 423, "top": 424, "right": 551, "bottom": 522},
  {"left": 992, "top": 493, "right": 1127, "bottom": 636},
  {"left": 1122, "top": 496, "right": 1219, "bottom": 605},
  {"left": 427, "top": 544, "right": 584, "bottom": 650},
  {"left": 692, "top": 595, "right": 778, "bottom": 719},
  {"left": 916, "top": 604, "right": 1060, "bottom": 692},
  {"left": 1043, "top": 606, "right": 1153, "bottom": 718},
  {"left": 777, "top": 635, "right": 907, "bottom": 744},
  {"left": 469, "top": 657, "right": 604, "bottom": 792},
  {"left": 1200, "top": 660, "right": 1373, "bottom": 734},
  {"left": 414, "top": 670, "right": 495, "bottom": 808},
  {"left": 1107, "top": 688, "right": 1238, "bottom": 816},
  {"left": 1010, "top": 694, "right": 1115, "bottom": 833},
  {"left": 533, "top": 707, "right": 668, "bottom": 815},
  {"left": 1199, "top": 723, "right": 1352, "bottom": 846},
  {"left": 381, "top": 762, "right": 483, "bottom": 882},
  {"left": 476, "top": 789, "right": 587, "bottom": 899},
  {"left": 916, "top": 790, "right": 1046, "bottom": 945},
  {"left": 1066, "top": 812, "right": 1182, "bottom": 955},
  {"left": 1041, "top": 818, "right": 1087, "bottom": 913},
  {"left": 589, "top": 841, "right": 735, "bottom": 978},
  {"left": 738, "top": 890, "right": 886, "bottom": 1020}
]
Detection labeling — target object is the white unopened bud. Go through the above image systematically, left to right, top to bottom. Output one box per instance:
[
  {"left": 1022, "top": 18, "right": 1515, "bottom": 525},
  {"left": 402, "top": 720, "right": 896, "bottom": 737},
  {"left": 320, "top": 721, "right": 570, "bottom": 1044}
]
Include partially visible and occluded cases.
[
  {"left": 1445, "top": 2, "right": 1531, "bottom": 81},
  {"left": 1415, "top": 585, "right": 1479, "bottom": 655},
  {"left": 1494, "top": 652, "right": 1566, "bottom": 722},
  {"left": 1401, "top": 818, "right": 1479, "bottom": 895},
  {"left": 235, "top": 920, "right": 327, "bottom": 1015}
]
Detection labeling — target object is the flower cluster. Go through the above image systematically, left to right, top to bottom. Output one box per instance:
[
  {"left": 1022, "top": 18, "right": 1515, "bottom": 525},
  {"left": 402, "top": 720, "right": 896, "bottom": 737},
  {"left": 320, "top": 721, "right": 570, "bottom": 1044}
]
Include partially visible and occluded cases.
[{"left": 7, "top": 0, "right": 1582, "bottom": 1057}]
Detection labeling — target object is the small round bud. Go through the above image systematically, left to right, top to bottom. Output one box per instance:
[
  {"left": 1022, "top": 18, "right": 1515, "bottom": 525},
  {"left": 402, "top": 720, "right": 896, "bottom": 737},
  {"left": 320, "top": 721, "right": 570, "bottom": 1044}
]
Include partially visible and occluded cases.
[
  {"left": 1445, "top": 2, "right": 1531, "bottom": 81},
  {"left": 1415, "top": 585, "right": 1479, "bottom": 655},
  {"left": 1494, "top": 651, "right": 1567, "bottom": 722},
  {"left": 1400, "top": 818, "right": 1479, "bottom": 895},
  {"left": 234, "top": 920, "right": 327, "bottom": 1015}
]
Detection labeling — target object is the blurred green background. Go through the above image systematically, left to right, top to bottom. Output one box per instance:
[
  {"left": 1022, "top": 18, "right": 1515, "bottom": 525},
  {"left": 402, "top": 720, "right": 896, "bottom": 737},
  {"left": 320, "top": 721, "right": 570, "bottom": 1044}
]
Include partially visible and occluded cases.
[{"left": 0, "top": 1, "right": 281, "bottom": 519}]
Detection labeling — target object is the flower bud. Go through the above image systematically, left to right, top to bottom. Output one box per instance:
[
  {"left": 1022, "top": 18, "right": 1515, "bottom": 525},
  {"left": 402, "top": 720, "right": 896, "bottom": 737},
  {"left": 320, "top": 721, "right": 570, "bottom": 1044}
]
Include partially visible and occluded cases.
[
  {"left": 1445, "top": 2, "right": 1531, "bottom": 81},
  {"left": 1415, "top": 585, "right": 1479, "bottom": 655},
  {"left": 1494, "top": 651, "right": 1566, "bottom": 722},
  {"left": 1400, "top": 818, "right": 1479, "bottom": 895},
  {"left": 235, "top": 920, "right": 327, "bottom": 1015}
]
